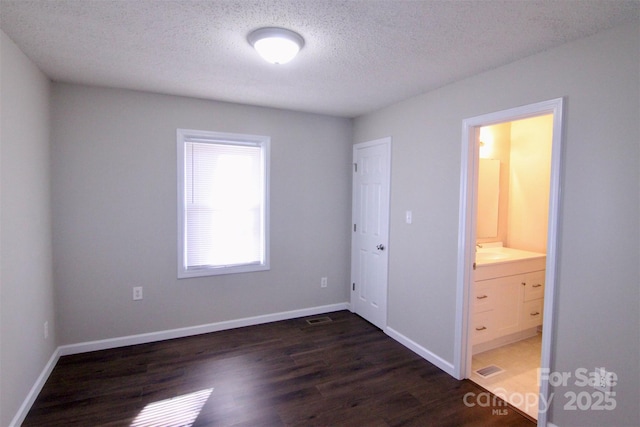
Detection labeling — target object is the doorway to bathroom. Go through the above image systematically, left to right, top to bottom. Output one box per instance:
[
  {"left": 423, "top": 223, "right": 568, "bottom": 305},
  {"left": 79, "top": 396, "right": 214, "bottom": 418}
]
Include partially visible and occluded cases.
[{"left": 453, "top": 98, "right": 564, "bottom": 425}]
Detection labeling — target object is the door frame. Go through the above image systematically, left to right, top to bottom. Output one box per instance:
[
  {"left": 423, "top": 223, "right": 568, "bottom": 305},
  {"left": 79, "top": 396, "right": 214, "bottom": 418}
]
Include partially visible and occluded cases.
[
  {"left": 453, "top": 98, "right": 564, "bottom": 426},
  {"left": 350, "top": 137, "right": 392, "bottom": 330}
]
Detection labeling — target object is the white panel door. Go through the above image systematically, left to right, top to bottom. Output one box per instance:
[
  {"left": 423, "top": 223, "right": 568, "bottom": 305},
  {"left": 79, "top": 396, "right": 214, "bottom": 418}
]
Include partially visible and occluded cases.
[{"left": 351, "top": 138, "right": 391, "bottom": 330}]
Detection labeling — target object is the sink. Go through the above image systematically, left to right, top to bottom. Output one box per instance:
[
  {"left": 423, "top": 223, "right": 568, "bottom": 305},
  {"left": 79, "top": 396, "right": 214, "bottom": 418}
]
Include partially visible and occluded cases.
[{"left": 476, "top": 251, "right": 510, "bottom": 261}]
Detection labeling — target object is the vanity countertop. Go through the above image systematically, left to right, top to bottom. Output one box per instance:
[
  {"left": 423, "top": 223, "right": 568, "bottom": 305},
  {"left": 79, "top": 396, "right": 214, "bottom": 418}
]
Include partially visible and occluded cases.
[{"left": 475, "top": 245, "right": 546, "bottom": 266}]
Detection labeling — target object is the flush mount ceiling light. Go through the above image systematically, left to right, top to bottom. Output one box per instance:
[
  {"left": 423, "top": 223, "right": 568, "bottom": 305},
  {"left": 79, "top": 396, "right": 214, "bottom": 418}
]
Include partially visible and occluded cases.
[{"left": 247, "top": 27, "right": 304, "bottom": 65}]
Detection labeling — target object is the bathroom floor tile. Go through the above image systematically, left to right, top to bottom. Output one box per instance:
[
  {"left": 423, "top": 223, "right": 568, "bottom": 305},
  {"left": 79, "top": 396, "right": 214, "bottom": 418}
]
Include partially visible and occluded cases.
[{"left": 471, "top": 334, "right": 542, "bottom": 420}]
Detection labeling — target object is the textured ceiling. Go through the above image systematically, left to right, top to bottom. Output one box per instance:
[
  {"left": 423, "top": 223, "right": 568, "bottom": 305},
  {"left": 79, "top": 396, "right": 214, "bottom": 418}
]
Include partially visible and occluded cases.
[{"left": 1, "top": 0, "right": 638, "bottom": 117}]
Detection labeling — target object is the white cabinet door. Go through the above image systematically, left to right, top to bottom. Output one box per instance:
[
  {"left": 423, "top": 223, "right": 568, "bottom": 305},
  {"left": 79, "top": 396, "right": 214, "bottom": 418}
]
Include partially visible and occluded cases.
[{"left": 492, "top": 275, "right": 522, "bottom": 337}]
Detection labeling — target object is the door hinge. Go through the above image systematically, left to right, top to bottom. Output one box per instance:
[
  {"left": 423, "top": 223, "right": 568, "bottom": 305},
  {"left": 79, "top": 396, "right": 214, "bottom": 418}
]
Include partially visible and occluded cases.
[
  {"left": 354, "top": 163, "right": 358, "bottom": 172},
  {"left": 353, "top": 224, "right": 357, "bottom": 232},
  {"left": 352, "top": 283, "right": 355, "bottom": 291}
]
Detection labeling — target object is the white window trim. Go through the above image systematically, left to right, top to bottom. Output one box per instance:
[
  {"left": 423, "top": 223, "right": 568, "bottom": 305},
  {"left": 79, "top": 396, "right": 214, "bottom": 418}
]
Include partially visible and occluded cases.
[{"left": 177, "top": 128, "right": 270, "bottom": 278}]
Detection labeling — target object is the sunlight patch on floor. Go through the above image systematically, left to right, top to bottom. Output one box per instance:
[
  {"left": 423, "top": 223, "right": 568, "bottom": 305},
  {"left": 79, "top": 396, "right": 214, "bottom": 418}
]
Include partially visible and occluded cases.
[{"left": 130, "top": 388, "right": 213, "bottom": 427}]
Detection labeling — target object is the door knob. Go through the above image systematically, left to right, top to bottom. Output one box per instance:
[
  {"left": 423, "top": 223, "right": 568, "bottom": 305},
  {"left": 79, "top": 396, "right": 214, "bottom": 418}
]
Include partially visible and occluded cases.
[{"left": 376, "top": 244, "right": 385, "bottom": 251}]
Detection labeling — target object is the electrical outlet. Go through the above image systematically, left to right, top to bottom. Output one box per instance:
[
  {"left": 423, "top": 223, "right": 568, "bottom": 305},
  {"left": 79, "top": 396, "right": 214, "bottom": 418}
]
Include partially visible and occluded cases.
[
  {"left": 321, "top": 277, "right": 328, "bottom": 288},
  {"left": 133, "top": 286, "right": 143, "bottom": 301},
  {"left": 44, "top": 321, "right": 49, "bottom": 339},
  {"left": 593, "top": 367, "right": 616, "bottom": 393}
]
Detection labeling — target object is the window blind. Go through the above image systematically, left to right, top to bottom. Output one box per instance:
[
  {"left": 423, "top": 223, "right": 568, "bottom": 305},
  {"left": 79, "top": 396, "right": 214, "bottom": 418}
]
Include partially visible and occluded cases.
[{"left": 184, "top": 141, "right": 265, "bottom": 269}]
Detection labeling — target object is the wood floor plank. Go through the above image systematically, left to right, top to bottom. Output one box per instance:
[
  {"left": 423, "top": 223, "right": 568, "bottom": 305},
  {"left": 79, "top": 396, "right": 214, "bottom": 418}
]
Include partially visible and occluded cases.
[{"left": 23, "top": 311, "right": 535, "bottom": 426}]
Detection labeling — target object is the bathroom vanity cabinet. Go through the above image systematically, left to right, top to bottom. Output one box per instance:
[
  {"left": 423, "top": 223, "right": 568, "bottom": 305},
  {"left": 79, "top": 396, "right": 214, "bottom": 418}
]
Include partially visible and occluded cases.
[{"left": 472, "top": 250, "right": 545, "bottom": 353}]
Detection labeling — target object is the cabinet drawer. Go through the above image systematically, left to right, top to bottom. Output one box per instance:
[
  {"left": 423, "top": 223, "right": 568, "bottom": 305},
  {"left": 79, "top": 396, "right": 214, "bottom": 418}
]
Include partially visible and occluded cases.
[
  {"left": 522, "top": 270, "right": 545, "bottom": 301},
  {"left": 473, "top": 281, "right": 495, "bottom": 313},
  {"left": 521, "top": 299, "right": 544, "bottom": 329},
  {"left": 472, "top": 310, "right": 495, "bottom": 345}
]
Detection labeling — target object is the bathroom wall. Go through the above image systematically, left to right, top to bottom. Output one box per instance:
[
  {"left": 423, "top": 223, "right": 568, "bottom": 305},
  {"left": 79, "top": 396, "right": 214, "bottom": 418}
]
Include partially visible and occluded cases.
[
  {"left": 478, "top": 114, "right": 552, "bottom": 252},
  {"left": 507, "top": 115, "right": 553, "bottom": 253}
]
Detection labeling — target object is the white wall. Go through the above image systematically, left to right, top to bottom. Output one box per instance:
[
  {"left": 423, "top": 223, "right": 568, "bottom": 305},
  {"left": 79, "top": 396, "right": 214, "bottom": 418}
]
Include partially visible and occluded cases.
[
  {"left": 353, "top": 21, "right": 639, "bottom": 426},
  {"left": 0, "top": 31, "right": 56, "bottom": 427},
  {"left": 51, "top": 84, "right": 353, "bottom": 345}
]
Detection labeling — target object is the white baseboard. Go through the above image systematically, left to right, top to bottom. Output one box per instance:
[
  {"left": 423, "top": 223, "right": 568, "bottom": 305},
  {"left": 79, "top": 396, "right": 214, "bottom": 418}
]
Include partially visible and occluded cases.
[
  {"left": 59, "top": 302, "right": 349, "bottom": 356},
  {"left": 385, "top": 326, "right": 455, "bottom": 376},
  {"left": 9, "top": 348, "right": 61, "bottom": 427}
]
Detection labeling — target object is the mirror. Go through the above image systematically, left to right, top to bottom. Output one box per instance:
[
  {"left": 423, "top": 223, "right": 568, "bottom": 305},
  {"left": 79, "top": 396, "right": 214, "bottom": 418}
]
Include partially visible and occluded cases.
[{"left": 477, "top": 159, "right": 500, "bottom": 238}]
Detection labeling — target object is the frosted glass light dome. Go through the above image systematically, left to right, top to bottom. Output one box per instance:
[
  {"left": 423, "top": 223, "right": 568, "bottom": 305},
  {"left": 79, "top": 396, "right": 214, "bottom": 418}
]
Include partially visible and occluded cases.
[{"left": 248, "top": 27, "right": 304, "bottom": 65}]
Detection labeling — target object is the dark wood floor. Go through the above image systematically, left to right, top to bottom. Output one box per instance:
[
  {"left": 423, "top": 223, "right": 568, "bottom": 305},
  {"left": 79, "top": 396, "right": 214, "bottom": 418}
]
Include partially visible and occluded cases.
[{"left": 23, "top": 311, "right": 535, "bottom": 426}]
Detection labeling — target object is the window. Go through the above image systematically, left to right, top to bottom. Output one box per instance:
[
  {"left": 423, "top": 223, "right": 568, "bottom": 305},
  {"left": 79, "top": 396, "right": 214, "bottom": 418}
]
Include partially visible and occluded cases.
[{"left": 177, "top": 129, "right": 270, "bottom": 278}]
